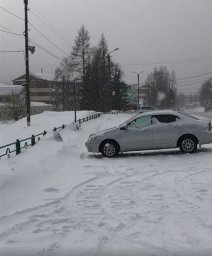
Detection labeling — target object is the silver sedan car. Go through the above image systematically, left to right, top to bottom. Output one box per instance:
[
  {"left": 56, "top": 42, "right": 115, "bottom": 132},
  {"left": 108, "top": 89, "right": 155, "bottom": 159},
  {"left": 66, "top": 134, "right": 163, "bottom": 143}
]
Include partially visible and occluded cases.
[{"left": 85, "top": 110, "right": 212, "bottom": 157}]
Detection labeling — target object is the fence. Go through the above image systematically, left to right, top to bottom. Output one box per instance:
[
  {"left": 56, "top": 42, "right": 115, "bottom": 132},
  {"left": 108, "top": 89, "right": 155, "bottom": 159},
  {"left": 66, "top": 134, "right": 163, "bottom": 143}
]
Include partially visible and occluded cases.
[
  {"left": 0, "top": 112, "right": 101, "bottom": 160},
  {"left": 0, "top": 131, "right": 47, "bottom": 159}
]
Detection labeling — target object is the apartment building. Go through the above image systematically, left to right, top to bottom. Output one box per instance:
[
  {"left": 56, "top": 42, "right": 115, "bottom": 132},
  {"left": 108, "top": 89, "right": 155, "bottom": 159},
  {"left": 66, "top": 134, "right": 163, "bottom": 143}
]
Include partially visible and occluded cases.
[{"left": 13, "top": 72, "right": 82, "bottom": 111}]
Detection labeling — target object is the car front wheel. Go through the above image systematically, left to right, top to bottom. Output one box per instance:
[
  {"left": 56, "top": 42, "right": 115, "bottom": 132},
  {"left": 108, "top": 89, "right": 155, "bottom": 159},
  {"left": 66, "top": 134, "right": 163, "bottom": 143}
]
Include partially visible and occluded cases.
[
  {"left": 180, "top": 137, "right": 197, "bottom": 153},
  {"left": 100, "top": 140, "right": 119, "bottom": 157}
]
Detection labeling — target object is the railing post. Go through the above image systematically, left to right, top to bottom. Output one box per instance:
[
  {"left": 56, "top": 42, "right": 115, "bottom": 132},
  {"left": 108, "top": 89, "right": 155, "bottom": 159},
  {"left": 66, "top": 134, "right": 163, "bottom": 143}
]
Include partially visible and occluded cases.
[
  {"left": 31, "top": 135, "right": 36, "bottom": 146},
  {"left": 16, "top": 139, "right": 21, "bottom": 155}
]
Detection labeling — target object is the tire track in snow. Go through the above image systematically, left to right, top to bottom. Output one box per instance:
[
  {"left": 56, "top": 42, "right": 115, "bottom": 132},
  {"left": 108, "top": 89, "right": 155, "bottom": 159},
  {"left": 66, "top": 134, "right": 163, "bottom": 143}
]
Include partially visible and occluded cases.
[
  {"left": 1, "top": 165, "right": 211, "bottom": 255},
  {"left": 64, "top": 167, "right": 171, "bottom": 255},
  {"left": 174, "top": 169, "right": 212, "bottom": 234},
  {"left": 0, "top": 176, "right": 100, "bottom": 243}
]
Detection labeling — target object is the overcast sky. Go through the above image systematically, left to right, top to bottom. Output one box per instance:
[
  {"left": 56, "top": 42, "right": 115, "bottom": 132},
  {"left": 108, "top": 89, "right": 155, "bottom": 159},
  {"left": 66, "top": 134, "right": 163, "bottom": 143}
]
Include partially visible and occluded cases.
[{"left": 0, "top": 0, "right": 212, "bottom": 94}]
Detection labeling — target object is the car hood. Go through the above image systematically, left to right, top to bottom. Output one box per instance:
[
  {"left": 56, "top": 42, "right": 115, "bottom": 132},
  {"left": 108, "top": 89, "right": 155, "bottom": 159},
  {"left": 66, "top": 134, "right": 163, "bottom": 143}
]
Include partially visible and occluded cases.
[{"left": 90, "top": 127, "right": 116, "bottom": 137}]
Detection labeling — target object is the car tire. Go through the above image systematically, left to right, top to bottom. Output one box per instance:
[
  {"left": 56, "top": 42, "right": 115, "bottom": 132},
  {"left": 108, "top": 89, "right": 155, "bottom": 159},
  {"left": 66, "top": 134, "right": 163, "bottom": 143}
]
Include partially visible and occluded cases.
[
  {"left": 180, "top": 137, "right": 197, "bottom": 153},
  {"left": 100, "top": 140, "right": 119, "bottom": 157}
]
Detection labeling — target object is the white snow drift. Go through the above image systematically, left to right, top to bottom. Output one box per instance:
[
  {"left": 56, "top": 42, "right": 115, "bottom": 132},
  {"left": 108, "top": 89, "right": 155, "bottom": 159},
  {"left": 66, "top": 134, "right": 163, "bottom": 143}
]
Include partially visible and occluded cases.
[{"left": 0, "top": 111, "right": 212, "bottom": 256}]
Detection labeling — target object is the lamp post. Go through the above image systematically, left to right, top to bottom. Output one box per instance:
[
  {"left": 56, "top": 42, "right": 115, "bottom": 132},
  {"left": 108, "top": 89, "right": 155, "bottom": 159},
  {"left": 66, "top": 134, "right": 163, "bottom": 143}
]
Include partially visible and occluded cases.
[
  {"left": 107, "top": 48, "right": 119, "bottom": 110},
  {"left": 107, "top": 48, "right": 119, "bottom": 82},
  {"left": 132, "top": 71, "right": 145, "bottom": 109},
  {"left": 73, "top": 78, "right": 81, "bottom": 122},
  {"left": 74, "top": 80, "right": 76, "bottom": 122}
]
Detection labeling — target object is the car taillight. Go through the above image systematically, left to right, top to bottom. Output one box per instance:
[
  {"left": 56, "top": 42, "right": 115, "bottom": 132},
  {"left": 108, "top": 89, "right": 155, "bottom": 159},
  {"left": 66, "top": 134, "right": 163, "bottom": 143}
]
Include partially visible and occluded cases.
[{"left": 208, "top": 121, "right": 212, "bottom": 132}]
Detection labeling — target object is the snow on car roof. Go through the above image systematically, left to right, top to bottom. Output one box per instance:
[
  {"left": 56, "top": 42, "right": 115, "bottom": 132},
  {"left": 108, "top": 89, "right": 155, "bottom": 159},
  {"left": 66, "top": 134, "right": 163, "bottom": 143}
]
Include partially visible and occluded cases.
[{"left": 137, "top": 109, "right": 179, "bottom": 117}]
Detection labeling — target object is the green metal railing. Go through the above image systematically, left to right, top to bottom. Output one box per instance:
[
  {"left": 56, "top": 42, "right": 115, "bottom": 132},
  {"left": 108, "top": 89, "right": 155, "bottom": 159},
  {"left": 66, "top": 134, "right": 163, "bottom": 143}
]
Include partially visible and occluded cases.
[
  {"left": 0, "top": 112, "right": 102, "bottom": 160},
  {"left": 52, "top": 113, "right": 101, "bottom": 131},
  {"left": 78, "top": 113, "right": 101, "bottom": 124},
  {"left": 0, "top": 131, "right": 47, "bottom": 159}
]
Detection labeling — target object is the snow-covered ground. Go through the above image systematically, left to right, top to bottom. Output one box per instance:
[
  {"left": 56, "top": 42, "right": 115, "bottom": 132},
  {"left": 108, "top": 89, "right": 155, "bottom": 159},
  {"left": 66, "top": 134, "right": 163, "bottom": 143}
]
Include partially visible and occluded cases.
[{"left": 0, "top": 111, "right": 212, "bottom": 256}]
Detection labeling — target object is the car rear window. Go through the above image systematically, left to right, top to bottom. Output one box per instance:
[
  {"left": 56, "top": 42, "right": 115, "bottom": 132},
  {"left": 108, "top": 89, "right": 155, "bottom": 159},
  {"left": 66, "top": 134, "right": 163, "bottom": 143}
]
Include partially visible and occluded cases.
[{"left": 154, "top": 114, "right": 179, "bottom": 123}]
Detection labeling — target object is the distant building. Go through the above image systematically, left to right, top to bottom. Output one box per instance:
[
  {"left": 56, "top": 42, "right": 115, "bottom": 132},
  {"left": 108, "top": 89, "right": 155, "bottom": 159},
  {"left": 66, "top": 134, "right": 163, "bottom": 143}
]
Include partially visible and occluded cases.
[
  {"left": 13, "top": 72, "right": 82, "bottom": 111},
  {"left": 13, "top": 72, "right": 58, "bottom": 105},
  {"left": 126, "top": 84, "right": 137, "bottom": 104},
  {"left": 126, "top": 84, "right": 151, "bottom": 107},
  {"left": 139, "top": 84, "right": 150, "bottom": 107}
]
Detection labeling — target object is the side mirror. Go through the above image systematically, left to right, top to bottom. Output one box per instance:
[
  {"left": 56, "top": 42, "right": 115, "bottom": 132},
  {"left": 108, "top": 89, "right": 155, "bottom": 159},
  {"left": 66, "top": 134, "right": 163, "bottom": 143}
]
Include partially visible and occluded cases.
[{"left": 120, "top": 125, "right": 127, "bottom": 130}]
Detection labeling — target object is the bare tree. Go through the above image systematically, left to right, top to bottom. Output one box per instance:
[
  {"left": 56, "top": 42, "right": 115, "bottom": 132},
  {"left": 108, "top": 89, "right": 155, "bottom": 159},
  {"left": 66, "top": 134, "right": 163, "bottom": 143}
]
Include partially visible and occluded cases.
[
  {"left": 71, "top": 26, "right": 91, "bottom": 77},
  {"left": 145, "top": 66, "right": 177, "bottom": 108},
  {"left": 200, "top": 78, "right": 212, "bottom": 107},
  {"left": 6, "top": 93, "right": 26, "bottom": 121}
]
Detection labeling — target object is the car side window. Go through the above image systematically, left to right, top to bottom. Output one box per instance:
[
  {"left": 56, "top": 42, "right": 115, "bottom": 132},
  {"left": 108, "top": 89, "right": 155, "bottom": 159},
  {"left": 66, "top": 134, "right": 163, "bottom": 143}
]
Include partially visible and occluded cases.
[
  {"left": 128, "top": 115, "right": 152, "bottom": 127},
  {"left": 154, "top": 115, "right": 179, "bottom": 123}
]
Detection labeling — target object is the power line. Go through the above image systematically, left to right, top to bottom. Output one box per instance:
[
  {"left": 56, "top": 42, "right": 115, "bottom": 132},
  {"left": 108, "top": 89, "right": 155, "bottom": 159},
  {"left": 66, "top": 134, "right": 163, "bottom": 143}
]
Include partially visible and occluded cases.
[
  {"left": 29, "top": 4, "right": 71, "bottom": 47},
  {"left": 0, "top": 5, "right": 68, "bottom": 56},
  {"left": 0, "top": 6, "right": 24, "bottom": 21},
  {"left": 29, "top": 22, "right": 68, "bottom": 56},
  {"left": 0, "top": 23, "right": 63, "bottom": 61},
  {"left": 0, "top": 24, "right": 15, "bottom": 32},
  {"left": 0, "top": 24, "right": 24, "bottom": 38},
  {"left": 0, "top": 29, "right": 22, "bottom": 36},
  {"left": 29, "top": 38, "right": 63, "bottom": 61},
  {"left": 0, "top": 50, "right": 23, "bottom": 53},
  {"left": 121, "top": 57, "right": 212, "bottom": 67},
  {"left": 152, "top": 57, "right": 212, "bottom": 65},
  {"left": 176, "top": 69, "right": 212, "bottom": 77},
  {"left": 176, "top": 72, "right": 212, "bottom": 81},
  {"left": 177, "top": 77, "right": 209, "bottom": 84},
  {"left": 178, "top": 79, "right": 209, "bottom": 87},
  {"left": 178, "top": 82, "right": 204, "bottom": 87}
]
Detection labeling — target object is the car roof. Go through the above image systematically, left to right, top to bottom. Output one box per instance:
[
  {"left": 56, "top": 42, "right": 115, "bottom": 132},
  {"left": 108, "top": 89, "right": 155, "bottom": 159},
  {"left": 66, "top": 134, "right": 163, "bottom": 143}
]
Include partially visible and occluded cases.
[
  {"left": 136, "top": 109, "right": 180, "bottom": 117},
  {"left": 120, "top": 110, "right": 189, "bottom": 127}
]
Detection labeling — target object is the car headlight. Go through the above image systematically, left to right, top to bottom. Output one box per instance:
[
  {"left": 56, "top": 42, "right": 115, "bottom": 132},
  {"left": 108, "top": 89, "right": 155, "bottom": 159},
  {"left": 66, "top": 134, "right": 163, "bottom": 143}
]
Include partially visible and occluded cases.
[{"left": 89, "top": 134, "right": 98, "bottom": 141}]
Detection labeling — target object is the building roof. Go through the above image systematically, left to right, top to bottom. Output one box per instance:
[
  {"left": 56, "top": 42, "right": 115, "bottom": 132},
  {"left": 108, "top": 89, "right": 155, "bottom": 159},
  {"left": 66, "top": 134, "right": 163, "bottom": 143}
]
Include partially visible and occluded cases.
[
  {"left": 13, "top": 72, "right": 55, "bottom": 83},
  {"left": 31, "top": 72, "right": 55, "bottom": 81},
  {"left": 0, "top": 83, "right": 23, "bottom": 96}
]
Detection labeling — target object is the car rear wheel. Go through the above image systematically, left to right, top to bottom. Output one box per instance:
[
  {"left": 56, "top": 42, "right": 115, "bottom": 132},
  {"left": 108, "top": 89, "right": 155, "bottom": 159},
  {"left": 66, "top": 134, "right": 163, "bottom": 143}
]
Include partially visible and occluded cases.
[
  {"left": 180, "top": 137, "right": 197, "bottom": 153},
  {"left": 100, "top": 140, "right": 119, "bottom": 157}
]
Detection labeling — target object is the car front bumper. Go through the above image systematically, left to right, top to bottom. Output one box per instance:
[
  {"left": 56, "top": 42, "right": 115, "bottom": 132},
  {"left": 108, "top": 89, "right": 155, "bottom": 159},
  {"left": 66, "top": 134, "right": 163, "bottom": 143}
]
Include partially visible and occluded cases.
[{"left": 85, "top": 140, "right": 100, "bottom": 153}]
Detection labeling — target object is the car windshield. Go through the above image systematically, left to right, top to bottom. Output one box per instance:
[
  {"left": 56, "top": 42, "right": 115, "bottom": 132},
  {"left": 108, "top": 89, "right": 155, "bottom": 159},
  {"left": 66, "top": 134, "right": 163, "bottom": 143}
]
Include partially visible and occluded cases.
[{"left": 118, "top": 114, "right": 140, "bottom": 127}]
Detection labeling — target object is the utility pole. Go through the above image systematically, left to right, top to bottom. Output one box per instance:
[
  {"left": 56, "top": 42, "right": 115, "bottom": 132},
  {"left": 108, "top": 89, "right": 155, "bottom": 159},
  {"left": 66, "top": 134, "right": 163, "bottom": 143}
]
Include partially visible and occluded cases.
[
  {"left": 24, "top": 0, "right": 30, "bottom": 126},
  {"left": 107, "top": 48, "right": 119, "bottom": 110},
  {"left": 132, "top": 71, "right": 144, "bottom": 109},
  {"left": 137, "top": 73, "right": 140, "bottom": 108},
  {"left": 62, "top": 76, "right": 65, "bottom": 111},
  {"left": 74, "top": 80, "right": 77, "bottom": 122}
]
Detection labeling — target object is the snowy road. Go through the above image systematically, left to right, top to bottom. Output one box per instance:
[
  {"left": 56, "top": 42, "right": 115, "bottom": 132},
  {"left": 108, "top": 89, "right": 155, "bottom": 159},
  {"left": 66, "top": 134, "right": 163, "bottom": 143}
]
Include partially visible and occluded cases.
[{"left": 0, "top": 112, "right": 212, "bottom": 256}]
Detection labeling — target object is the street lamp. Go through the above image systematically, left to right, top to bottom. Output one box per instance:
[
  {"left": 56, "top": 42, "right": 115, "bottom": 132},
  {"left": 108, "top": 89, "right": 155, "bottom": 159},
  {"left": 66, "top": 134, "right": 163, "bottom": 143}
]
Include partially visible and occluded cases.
[
  {"left": 107, "top": 48, "right": 119, "bottom": 110},
  {"left": 107, "top": 48, "right": 119, "bottom": 82},
  {"left": 132, "top": 71, "right": 145, "bottom": 109},
  {"left": 73, "top": 78, "right": 81, "bottom": 122}
]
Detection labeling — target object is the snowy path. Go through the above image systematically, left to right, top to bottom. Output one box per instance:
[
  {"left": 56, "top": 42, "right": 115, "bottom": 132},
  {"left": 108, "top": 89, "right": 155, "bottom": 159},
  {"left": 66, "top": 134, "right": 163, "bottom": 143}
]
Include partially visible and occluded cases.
[{"left": 0, "top": 112, "right": 212, "bottom": 256}]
